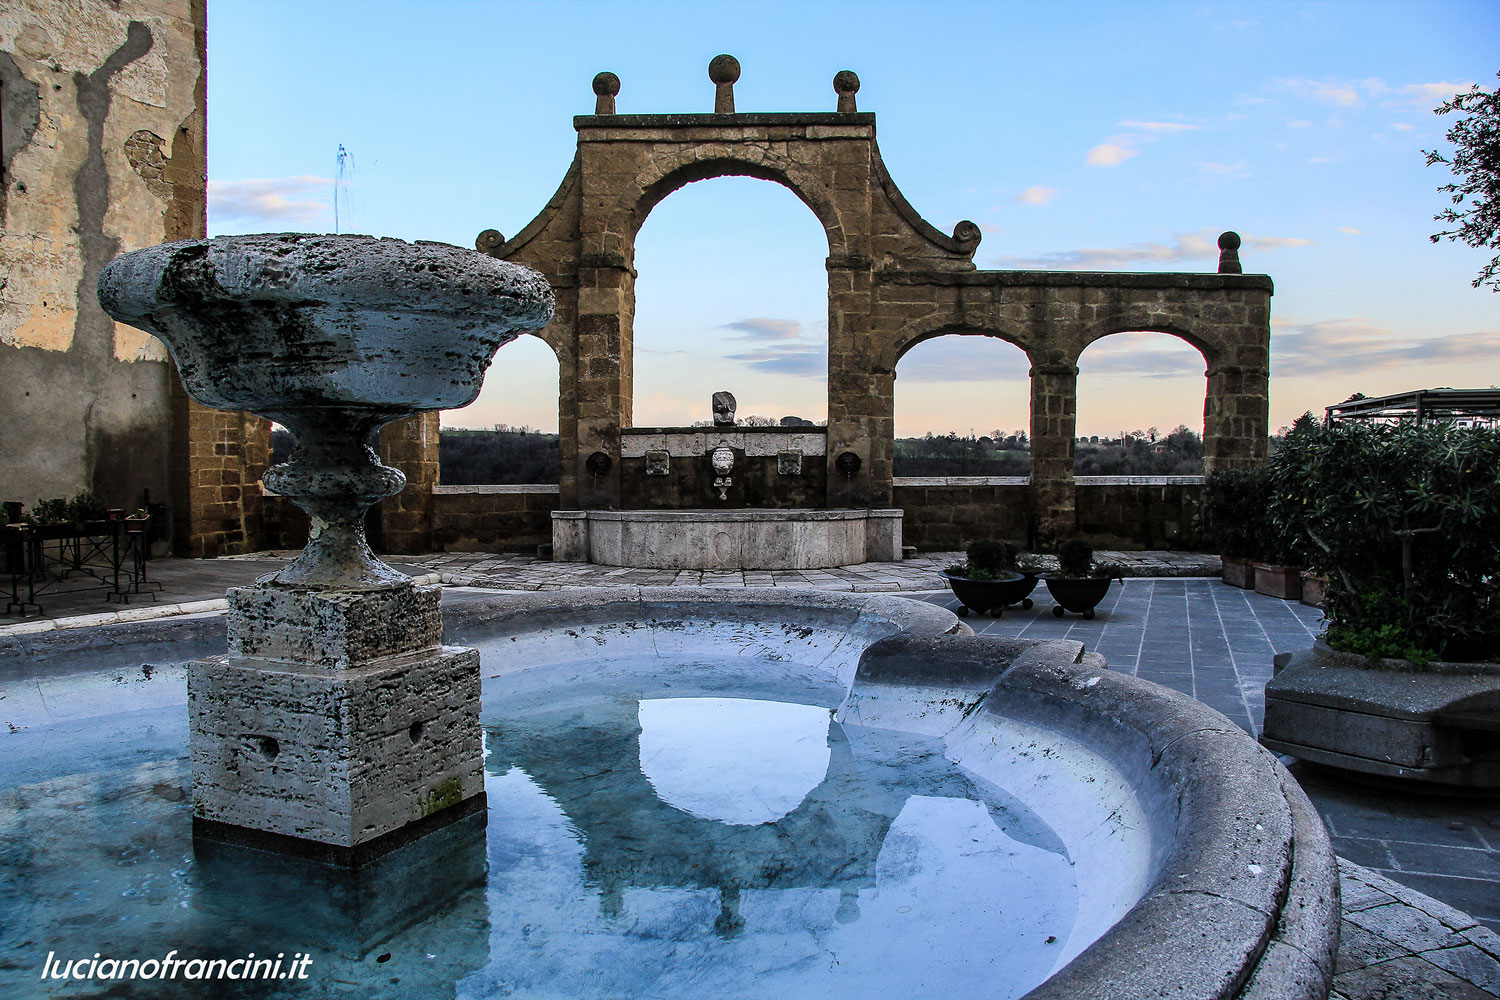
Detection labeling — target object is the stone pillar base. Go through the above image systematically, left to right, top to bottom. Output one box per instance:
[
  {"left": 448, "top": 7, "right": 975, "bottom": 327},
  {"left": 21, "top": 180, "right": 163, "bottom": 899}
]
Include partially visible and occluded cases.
[{"left": 190, "top": 583, "right": 484, "bottom": 863}]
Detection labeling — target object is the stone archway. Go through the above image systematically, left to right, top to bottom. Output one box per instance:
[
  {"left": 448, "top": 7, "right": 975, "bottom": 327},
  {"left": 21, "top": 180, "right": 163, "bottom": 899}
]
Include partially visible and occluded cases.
[{"left": 462, "top": 57, "right": 1272, "bottom": 550}]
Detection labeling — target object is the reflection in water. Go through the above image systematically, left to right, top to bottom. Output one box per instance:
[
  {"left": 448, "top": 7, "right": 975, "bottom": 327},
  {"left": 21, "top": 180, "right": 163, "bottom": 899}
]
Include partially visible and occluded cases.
[
  {"left": 469, "top": 657, "right": 1082, "bottom": 1000},
  {"left": 638, "top": 697, "right": 834, "bottom": 826}
]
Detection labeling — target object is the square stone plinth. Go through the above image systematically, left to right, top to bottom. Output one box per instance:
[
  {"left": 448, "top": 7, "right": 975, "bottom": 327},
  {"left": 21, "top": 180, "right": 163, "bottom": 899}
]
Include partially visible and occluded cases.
[
  {"left": 227, "top": 584, "right": 442, "bottom": 669},
  {"left": 189, "top": 644, "right": 483, "bottom": 853}
]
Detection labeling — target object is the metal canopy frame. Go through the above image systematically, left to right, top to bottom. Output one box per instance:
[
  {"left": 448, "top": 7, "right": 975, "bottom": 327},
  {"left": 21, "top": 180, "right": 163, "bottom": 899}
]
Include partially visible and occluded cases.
[{"left": 1325, "top": 388, "right": 1500, "bottom": 425}]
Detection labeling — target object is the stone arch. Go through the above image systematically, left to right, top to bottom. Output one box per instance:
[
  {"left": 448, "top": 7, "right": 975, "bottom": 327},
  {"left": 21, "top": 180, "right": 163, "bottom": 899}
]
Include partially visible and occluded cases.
[
  {"left": 619, "top": 146, "right": 851, "bottom": 261},
  {"left": 888, "top": 320, "right": 1037, "bottom": 375},
  {"left": 1076, "top": 320, "right": 1224, "bottom": 373}
]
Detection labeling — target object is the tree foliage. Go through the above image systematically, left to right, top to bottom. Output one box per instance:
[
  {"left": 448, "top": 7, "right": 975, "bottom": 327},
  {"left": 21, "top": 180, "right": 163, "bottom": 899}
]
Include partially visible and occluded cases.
[
  {"left": 1424, "top": 72, "right": 1500, "bottom": 291},
  {"left": 1266, "top": 418, "right": 1500, "bottom": 662}
]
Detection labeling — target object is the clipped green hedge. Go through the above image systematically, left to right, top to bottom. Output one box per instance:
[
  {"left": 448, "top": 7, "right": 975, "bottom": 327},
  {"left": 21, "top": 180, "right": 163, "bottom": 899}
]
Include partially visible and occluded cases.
[{"left": 1266, "top": 417, "right": 1500, "bottom": 662}]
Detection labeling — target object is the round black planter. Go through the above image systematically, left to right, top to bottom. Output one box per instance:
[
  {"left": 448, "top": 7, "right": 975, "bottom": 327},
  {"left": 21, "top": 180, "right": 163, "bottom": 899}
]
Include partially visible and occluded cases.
[
  {"left": 941, "top": 571, "right": 1032, "bottom": 617},
  {"left": 1044, "top": 575, "right": 1114, "bottom": 619}
]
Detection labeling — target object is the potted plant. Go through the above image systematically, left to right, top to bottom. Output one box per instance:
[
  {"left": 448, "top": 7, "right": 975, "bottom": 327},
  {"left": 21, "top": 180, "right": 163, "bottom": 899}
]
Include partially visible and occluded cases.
[
  {"left": 1205, "top": 468, "right": 1266, "bottom": 589},
  {"left": 1044, "top": 539, "right": 1124, "bottom": 619},
  {"left": 941, "top": 540, "right": 1028, "bottom": 618}
]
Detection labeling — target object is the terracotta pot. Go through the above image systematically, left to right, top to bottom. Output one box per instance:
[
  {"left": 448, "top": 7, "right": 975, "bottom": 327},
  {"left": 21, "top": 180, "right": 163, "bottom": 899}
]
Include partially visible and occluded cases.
[
  {"left": 1221, "top": 555, "right": 1255, "bottom": 589},
  {"left": 1252, "top": 563, "right": 1302, "bottom": 601},
  {"left": 1299, "top": 571, "right": 1327, "bottom": 608}
]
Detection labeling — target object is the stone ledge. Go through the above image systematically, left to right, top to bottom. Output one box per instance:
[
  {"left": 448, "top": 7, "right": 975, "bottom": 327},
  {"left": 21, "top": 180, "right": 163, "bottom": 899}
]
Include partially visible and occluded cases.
[
  {"left": 574, "top": 112, "right": 875, "bottom": 129},
  {"left": 877, "top": 268, "right": 1275, "bottom": 292},
  {"left": 1075, "top": 475, "right": 1207, "bottom": 486},
  {"left": 894, "top": 476, "right": 1030, "bottom": 487},
  {"left": 432, "top": 484, "right": 559, "bottom": 495}
]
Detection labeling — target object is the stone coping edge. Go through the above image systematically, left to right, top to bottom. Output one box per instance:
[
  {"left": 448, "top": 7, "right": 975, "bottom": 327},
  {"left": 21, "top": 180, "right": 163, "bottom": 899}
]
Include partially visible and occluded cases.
[
  {"left": 549, "top": 508, "right": 903, "bottom": 522},
  {"left": 0, "top": 574, "right": 443, "bottom": 637},
  {"left": 440, "top": 586, "right": 969, "bottom": 642},
  {"left": 854, "top": 632, "right": 1340, "bottom": 999}
]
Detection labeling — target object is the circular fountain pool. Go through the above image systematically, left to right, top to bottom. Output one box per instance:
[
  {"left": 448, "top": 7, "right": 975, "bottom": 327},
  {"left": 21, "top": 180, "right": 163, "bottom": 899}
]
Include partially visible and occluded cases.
[{"left": 0, "top": 589, "right": 1338, "bottom": 1000}]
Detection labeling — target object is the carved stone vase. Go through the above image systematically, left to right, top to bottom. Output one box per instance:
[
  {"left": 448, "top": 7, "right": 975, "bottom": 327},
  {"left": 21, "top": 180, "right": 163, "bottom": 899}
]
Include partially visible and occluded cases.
[{"left": 98, "top": 233, "right": 554, "bottom": 861}]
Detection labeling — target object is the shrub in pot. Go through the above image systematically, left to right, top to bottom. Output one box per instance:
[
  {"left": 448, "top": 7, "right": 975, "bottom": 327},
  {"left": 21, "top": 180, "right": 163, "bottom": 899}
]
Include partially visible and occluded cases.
[
  {"left": 942, "top": 539, "right": 1034, "bottom": 618},
  {"left": 1044, "top": 539, "right": 1123, "bottom": 619}
]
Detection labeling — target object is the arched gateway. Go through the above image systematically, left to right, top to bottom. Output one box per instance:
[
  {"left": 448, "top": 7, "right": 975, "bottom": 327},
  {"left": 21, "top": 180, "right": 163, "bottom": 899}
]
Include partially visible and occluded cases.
[{"left": 462, "top": 57, "right": 1271, "bottom": 550}]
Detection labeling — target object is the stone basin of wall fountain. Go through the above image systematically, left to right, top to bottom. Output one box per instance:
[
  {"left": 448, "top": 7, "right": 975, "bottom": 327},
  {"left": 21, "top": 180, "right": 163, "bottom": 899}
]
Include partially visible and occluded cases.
[{"left": 1, "top": 589, "right": 1339, "bottom": 999}]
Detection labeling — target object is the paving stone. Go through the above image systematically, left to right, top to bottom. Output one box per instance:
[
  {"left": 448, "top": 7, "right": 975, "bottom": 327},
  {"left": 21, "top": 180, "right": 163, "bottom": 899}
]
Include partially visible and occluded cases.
[
  {"left": 1347, "top": 902, "right": 1470, "bottom": 953},
  {"left": 1332, "top": 954, "right": 1497, "bottom": 999}
]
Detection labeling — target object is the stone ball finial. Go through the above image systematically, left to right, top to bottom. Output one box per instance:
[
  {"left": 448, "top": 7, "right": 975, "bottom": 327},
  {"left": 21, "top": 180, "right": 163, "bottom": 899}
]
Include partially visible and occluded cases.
[
  {"left": 709, "top": 54, "right": 740, "bottom": 113},
  {"left": 833, "top": 69, "right": 860, "bottom": 112},
  {"left": 592, "top": 71, "right": 620, "bottom": 115},
  {"left": 952, "top": 220, "right": 982, "bottom": 244},
  {"left": 1217, "top": 231, "right": 1243, "bottom": 274}
]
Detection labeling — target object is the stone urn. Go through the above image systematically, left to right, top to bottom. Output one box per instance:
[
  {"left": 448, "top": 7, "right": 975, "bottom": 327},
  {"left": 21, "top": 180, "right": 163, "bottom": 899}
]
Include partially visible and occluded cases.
[
  {"left": 97, "top": 233, "right": 554, "bottom": 859},
  {"left": 98, "top": 233, "right": 554, "bottom": 589}
]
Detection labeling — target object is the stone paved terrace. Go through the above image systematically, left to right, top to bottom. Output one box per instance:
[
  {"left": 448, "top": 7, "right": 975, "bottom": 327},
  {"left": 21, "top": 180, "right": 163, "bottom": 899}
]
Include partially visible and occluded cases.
[{"left": 3, "top": 550, "right": 1498, "bottom": 997}]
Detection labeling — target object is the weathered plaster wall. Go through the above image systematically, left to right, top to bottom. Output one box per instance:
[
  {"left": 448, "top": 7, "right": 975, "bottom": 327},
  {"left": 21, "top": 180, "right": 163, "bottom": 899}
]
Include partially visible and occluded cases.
[{"left": 1, "top": 0, "right": 205, "bottom": 513}]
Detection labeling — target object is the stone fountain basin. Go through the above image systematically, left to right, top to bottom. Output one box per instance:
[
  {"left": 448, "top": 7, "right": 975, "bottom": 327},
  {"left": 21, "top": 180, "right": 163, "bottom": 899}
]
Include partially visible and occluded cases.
[
  {"left": 96, "top": 233, "right": 555, "bottom": 413},
  {"left": 0, "top": 589, "right": 1337, "bottom": 999}
]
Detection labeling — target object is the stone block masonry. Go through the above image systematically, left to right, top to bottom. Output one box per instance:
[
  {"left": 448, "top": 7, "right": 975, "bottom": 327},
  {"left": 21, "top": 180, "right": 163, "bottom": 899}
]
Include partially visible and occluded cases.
[{"left": 191, "top": 583, "right": 485, "bottom": 859}]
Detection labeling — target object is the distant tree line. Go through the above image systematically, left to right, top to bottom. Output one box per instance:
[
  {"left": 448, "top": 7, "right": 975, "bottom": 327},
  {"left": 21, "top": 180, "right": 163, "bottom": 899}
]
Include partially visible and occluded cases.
[
  {"left": 273, "top": 424, "right": 1209, "bottom": 485},
  {"left": 439, "top": 426, "right": 560, "bottom": 485},
  {"left": 892, "top": 426, "right": 1205, "bottom": 476}
]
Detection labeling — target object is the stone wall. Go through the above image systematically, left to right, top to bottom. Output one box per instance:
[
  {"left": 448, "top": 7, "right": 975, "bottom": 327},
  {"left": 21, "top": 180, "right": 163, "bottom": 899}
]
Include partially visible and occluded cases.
[
  {"left": 1, "top": 0, "right": 270, "bottom": 556},
  {"left": 1, "top": 4, "right": 186, "bottom": 507},
  {"left": 894, "top": 476, "right": 1205, "bottom": 552},
  {"left": 1074, "top": 478, "right": 1206, "bottom": 550},
  {"left": 893, "top": 479, "right": 1033, "bottom": 551},
  {"left": 431, "top": 485, "right": 558, "bottom": 553}
]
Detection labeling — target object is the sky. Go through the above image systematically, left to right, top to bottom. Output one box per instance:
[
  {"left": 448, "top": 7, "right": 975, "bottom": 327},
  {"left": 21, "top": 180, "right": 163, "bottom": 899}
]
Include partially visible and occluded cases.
[{"left": 207, "top": 0, "right": 1499, "bottom": 437}]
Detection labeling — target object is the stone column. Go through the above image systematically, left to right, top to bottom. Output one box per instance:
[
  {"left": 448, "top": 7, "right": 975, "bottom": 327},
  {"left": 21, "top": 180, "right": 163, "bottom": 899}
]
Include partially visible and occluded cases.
[
  {"left": 574, "top": 258, "right": 633, "bottom": 510},
  {"left": 825, "top": 258, "right": 879, "bottom": 506},
  {"left": 1029, "top": 361, "right": 1079, "bottom": 547},
  {"left": 1204, "top": 364, "right": 1270, "bottom": 470},
  {"left": 378, "top": 412, "right": 439, "bottom": 553}
]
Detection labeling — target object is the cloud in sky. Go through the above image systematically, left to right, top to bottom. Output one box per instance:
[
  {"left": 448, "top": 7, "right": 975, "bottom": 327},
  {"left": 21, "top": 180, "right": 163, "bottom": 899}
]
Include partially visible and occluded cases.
[
  {"left": 1275, "top": 78, "right": 1364, "bottom": 107},
  {"left": 1398, "top": 80, "right": 1475, "bottom": 107},
  {"left": 1119, "top": 120, "right": 1200, "bottom": 132},
  {"left": 1086, "top": 143, "right": 1138, "bottom": 167},
  {"left": 208, "top": 176, "right": 331, "bottom": 225},
  {"left": 1015, "top": 185, "right": 1058, "bottom": 205},
  {"left": 1338, "top": 226, "right": 1363, "bottom": 235},
  {"left": 991, "top": 229, "right": 1309, "bottom": 270},
  {"left": 721, "top": 317, "right": 825, "bottom": 377},
  {"left": 1272, "top": 319, "right": 1500, "bottom": 378},
  {"left": 897, "top": 336, "right": 1030, "bottom": 383}
]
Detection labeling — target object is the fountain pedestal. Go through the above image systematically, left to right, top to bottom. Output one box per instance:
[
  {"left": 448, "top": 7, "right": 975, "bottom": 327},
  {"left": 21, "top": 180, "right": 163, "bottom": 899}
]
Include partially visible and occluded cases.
[
  {"left": 97, "top": 233, "right": 554, "bottom": 861},
  {"left": 188, "top": 584, "right": 485, "bottom": 860}
]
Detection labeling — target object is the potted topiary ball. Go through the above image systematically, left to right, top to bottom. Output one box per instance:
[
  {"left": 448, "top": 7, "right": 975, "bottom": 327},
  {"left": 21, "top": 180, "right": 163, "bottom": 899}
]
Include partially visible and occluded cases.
[
  {"left": 1043, "top": 539, "right": 1123, "bottom": 619},
  {"left": 941, "top": 540, "right": 1030, "bottom": 618}
]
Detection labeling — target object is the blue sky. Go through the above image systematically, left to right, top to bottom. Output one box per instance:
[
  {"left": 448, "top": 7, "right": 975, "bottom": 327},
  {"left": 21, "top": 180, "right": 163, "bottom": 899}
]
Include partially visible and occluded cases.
[{"left": 207, "top": 0, "right": 1499, "bottom": 436}]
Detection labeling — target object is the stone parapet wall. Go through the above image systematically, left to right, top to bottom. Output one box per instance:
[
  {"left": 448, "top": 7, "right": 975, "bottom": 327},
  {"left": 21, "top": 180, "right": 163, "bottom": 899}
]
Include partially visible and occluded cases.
[
  {"left": 896, "top": 477, "right": 1205, "bottom": 551},
  {"left": 893, "top": 481, "right": 1033, "bottom": 550},
  {"left": 1075, "top": 481, "right": 1205, "bottom": 550},
  {"left": 430, "top": 484, "right": 559, "bottom": 553}
]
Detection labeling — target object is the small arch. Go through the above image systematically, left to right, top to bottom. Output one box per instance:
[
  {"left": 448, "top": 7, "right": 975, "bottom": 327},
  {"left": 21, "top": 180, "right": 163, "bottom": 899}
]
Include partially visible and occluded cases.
[
  {"left": 620, "top": 146, "right": 850, "bottom": 259},
  {"left": 888, "top": 320, "right": 1033, "bottom": 375},
  {"left": 1077, "top": 320, "right": 1223, "bottom": 370},
  {"left": 1074, "top": 331, "right": 1209, "bottom": 475},
  {"left": 438, "top": 332, "right": 562, "bottom": 484},
  {"left": 894, "top": 332, "right": 1032, "bottom": 475}
]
